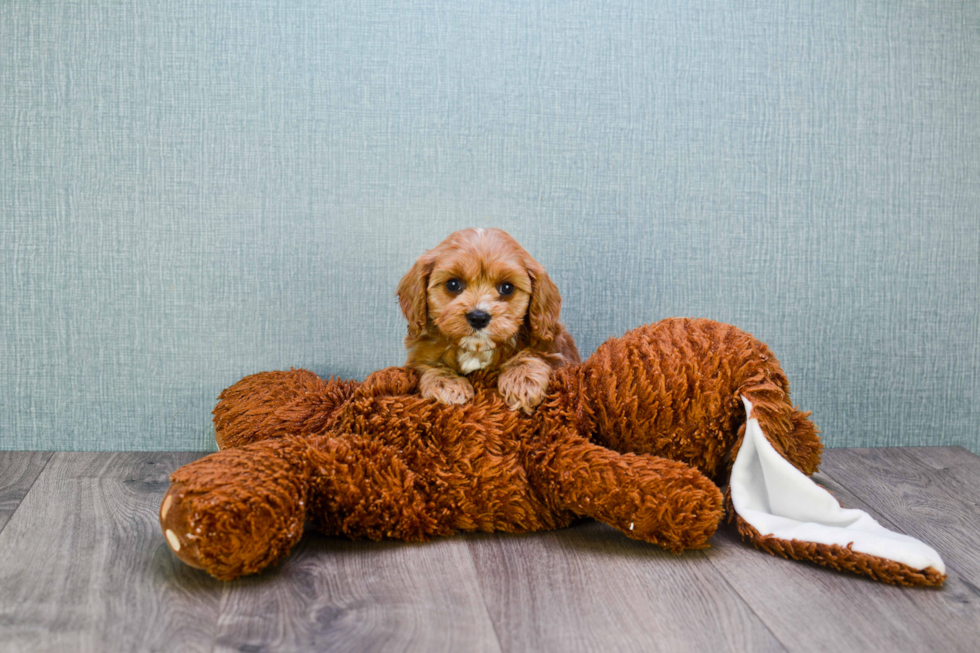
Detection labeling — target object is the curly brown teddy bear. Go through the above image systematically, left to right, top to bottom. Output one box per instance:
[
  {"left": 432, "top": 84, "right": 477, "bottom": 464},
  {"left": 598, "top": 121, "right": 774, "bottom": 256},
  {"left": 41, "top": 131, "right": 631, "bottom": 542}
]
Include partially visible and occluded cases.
[{"left": 159, "top": 318, "right": 945, "bottom": 586}]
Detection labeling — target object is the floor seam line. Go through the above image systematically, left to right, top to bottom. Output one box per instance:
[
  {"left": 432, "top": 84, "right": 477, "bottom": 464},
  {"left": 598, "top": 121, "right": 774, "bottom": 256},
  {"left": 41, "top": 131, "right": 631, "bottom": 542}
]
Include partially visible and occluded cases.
[
  {"left": 0, "top": 451, "right": 55, "bottom": 539},
  {"left": 464, "top": 536, "right": 509, "bottom": 653},
  {"left": 696, "top": 545, "right": 793, "bottom": 653}
]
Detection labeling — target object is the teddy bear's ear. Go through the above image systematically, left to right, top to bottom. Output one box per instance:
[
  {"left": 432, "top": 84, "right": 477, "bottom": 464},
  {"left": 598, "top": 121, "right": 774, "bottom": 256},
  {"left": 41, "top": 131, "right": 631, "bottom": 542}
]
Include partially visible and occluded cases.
[
  {"left": 396, "top": 252, "right": 436, "bottom": 339},
  {"left": 731, "top": 396, "right": 946, "bottom": 586}
]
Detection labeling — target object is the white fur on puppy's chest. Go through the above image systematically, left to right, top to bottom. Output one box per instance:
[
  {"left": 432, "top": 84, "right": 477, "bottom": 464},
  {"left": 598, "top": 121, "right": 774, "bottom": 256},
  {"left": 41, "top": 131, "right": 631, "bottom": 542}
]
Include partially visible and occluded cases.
[
  {"left": 457, "top": 334, "right": 495, "bottom": 374},
  {"left": 457, "top": 348, "right": 493, "bottom": 373}
]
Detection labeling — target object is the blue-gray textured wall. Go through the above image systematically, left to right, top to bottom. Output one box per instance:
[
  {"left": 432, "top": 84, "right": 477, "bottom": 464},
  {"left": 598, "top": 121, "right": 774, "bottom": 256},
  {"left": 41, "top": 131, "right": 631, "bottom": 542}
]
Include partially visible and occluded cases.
[{"left": 2, "top": 1, "right": 978, "bottom": 452}]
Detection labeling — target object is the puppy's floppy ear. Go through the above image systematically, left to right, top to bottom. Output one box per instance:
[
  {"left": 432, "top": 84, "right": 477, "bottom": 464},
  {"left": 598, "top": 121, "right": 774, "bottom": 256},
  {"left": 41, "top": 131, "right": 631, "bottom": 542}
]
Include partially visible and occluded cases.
[
  {"left": 396, "top": 253, "right": 435, "bottom": 338},
  {"left": 524, "top": 257, "right": 561, "bottom": 346}
]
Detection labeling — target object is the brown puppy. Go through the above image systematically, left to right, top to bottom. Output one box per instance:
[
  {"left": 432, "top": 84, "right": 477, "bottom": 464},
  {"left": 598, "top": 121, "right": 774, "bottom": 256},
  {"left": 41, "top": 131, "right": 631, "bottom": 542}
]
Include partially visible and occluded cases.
[{"left": 396, "top": 228, "right": 579, "bottom": 413}]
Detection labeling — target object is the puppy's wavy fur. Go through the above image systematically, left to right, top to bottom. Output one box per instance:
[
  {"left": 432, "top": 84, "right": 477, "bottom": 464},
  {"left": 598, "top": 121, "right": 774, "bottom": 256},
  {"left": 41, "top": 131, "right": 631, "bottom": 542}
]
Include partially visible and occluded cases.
[{"left": 396, "top": 228, "right": 579, "bottom": 413}]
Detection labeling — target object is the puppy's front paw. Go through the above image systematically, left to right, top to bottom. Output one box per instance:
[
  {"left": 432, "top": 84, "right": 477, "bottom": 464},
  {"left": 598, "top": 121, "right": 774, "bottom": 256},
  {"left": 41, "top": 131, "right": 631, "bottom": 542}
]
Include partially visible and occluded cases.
[
  {"left": 498, "top": 359, "right": 551, "bottom": 414},
  {"left": 420, "top": 370, "right": 475, "bottom": 405}
]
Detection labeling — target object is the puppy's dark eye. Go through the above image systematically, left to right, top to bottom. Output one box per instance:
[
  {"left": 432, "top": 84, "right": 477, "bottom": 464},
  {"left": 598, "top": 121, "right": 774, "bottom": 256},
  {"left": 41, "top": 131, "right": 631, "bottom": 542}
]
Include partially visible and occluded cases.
[
  {"left": 445, "top": 278, "right": 464, "bottom": 293},
  {"left": 498, "top": 282, "right": 515, "bottom": 296}
]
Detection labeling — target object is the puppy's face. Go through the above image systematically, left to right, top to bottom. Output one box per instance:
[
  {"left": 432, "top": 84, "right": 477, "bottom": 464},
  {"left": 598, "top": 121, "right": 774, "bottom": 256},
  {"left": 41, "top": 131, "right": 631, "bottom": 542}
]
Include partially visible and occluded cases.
[
  {"left": 397, "top": 228, "right": 561, "bottom": 351},
  {"left": 426, "top": 242, "right": 532, "bottom": 351}
]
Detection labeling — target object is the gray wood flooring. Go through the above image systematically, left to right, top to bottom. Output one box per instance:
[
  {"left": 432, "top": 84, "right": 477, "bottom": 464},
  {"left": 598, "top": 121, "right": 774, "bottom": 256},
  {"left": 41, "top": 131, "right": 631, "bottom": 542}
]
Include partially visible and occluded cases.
[{"left": 0, "top": 447, "right": 977, "bottom": 653}]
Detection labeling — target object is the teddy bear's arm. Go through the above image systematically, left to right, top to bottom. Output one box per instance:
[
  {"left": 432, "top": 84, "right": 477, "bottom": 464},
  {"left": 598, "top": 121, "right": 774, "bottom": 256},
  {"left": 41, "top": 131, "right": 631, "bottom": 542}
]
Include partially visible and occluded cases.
[
  {"left": 213, "top": 369, "right": 359, "bottom": 449},
  {"left": 525, "top": 428, "right": 724, "bottom": 551}
]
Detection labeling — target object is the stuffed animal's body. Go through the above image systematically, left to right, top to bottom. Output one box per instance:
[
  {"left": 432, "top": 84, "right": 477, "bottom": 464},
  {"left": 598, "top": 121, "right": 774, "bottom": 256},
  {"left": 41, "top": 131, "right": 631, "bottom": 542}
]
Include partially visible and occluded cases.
[{"left": 160, "top": 319, "right": 945, "bottom": 586}]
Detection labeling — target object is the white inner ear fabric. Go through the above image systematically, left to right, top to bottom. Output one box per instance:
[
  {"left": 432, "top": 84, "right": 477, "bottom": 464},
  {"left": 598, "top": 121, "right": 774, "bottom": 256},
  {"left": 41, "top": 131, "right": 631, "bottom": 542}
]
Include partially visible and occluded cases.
[{"left": 730, "top": 397, "right": 945, "bottom": 574}]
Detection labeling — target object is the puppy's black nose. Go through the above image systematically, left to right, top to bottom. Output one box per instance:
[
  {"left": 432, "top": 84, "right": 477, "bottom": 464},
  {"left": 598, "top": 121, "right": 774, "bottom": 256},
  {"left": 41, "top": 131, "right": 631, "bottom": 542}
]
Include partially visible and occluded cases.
[{"left": 466, "top": 310, "right": 492, "bottom": 330}]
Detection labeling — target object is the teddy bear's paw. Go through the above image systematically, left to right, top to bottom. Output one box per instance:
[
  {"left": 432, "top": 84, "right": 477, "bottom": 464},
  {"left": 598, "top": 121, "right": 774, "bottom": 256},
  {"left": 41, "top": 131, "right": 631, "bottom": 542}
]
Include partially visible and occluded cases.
[
  {"left": 498, "top": 361, "right": 550, "bottom": 414},
  {"left": 420, "top": 370, "right": 475, "bottom": 405},
  {"left": 600, "top": 459, "right": 724, "bottom": 551},
  {"left": 626, "top": 480, "right": 724, "bottom": 551},
  {"left": 160, "top": 482, "right": 209, "bottom": 571}
]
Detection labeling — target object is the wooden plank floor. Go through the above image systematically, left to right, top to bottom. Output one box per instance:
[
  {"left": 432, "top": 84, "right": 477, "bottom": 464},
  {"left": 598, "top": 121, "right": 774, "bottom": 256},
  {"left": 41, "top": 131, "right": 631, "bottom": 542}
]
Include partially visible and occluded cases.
[{"left": 0, "top": 447, "right": 978, "bottom": 653}]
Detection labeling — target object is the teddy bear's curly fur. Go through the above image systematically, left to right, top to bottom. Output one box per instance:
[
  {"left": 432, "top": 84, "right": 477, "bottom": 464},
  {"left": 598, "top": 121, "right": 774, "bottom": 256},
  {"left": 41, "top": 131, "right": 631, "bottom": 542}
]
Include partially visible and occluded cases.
[{"left": 159, "top": 318, "right": 944, "bottom": 586}]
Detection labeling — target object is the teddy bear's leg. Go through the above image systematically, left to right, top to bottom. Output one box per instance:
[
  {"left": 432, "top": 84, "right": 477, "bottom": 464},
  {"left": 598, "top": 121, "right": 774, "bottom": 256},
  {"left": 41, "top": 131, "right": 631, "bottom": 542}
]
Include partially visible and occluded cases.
[
  {"left": 213, "top": 369, "right": 359, "bottom": 449},
  {"left": 162, "top": 426, "right": 448, "bottom": 580},
  {"left": 526, "top": 428, "right": 724, "bottom": 551},
  {"left": 303, "top": 432, "right": 448, "bottom": 542},
  {"left": 160, "top": 437, "right": 315, "bottom": 580}
]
